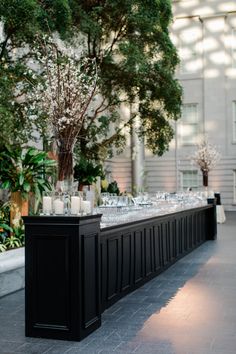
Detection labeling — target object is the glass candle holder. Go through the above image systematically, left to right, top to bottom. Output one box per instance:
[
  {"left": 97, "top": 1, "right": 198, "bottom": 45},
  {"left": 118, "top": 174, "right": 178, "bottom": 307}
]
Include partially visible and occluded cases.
[
  {"left": 42, "top": 192, "right": 53, "bottom": 215},
  {"left": 70, "top": 192, "right": 82, "bottom": 215},
  {"left": 53, "top": 193, "right": 64, "bottom": 215},
  {"left": 81, "top": 200, "right": 91, "bottom": 215}
]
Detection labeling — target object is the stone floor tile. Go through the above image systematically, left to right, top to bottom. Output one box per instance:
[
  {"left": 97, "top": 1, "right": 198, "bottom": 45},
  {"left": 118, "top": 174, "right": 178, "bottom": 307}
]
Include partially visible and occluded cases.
[
  {"left": 0, "top": 341, "right": 24, "bottom": 353},
  {"left": 15, "top": 342, "right": 54, "bottom": 353},
  {"left": 43, "top": 344, "right": 85, "bottom": 354}
]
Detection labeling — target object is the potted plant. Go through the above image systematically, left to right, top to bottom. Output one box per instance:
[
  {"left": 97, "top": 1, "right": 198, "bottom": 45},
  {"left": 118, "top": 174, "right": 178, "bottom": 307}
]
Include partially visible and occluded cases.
[
  {"left": 0, "top": 144, "right": 56, "bottom": 218},
  {"left": 74, "top": 157, "right": 104, "bottom": 191},
  {"left": 107, "top": 181, "right": 120, "bottom": 195}
]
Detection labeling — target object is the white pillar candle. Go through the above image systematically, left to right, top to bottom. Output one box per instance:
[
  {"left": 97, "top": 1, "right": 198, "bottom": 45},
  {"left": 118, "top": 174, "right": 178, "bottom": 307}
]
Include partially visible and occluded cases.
[
  {"left": 42, "top": 196, "right": 52, "bottom": 215},
  {"left": 71, "top": 196, "right": 81, "bottom": 215},
  {"left": 54, "top": 198, "right": 64, "bottom": 215},
  {"left": 81, "top": 200, "right": 91, "bottom": 214}
]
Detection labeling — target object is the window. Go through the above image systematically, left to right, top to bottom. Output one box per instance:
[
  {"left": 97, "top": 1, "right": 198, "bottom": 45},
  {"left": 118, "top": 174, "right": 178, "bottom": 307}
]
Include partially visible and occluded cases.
[
  {"left": 232, "top": 29, "right": 236, "bottom": 68},
  {"left": 233, "top": 101, "right": 236, "bottom": 142},
  {"left": 180, "top": 104, "right": 199, "bottom": 145},
  {"left": 181, "top": 170, "right": 199, "bottom": 191},
  {"left": 234, "top": 170, "right": 236, "bottom": 203}
]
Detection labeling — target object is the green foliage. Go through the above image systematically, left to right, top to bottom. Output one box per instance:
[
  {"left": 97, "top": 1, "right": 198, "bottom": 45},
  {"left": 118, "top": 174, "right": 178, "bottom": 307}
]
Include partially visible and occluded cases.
[
  {"left": 0, "top": 0, "right": 73, "bottom": 148},
  {"left": 0, "top": 0, "right": 72, "bottom": 47},
  {"left": 1, "top": 0, "right": 182, "bottom": 160},
  {"left": 71, "top": 0, "right": 182, "bottom": 158},
  {"left": 0, "top": 61, "right": 39, "bottom": 147},
  {"left": 0, "top": 145, "right": 56, "bottom": 200},
  {"left": 74, "top": 157, "right": 104, "bottom": 186},
  {"left": 101, "top": 179, "right": 121, "bottom": 195},
  {"left": 106, "top": 181, "right": 120, "bottom": 195},
  {"left": 0, "top": 201, "right": 12, "bottom": 252},
  {"left": 0, "top": 201, "right": 25, "bottom": 252},
  {"left": 0, "top": 201, "right": 11, "bottom": 225},
  {"left": 0, "top": 201, "right": 11, "bottom": 243},
  {"left": 12, "top": 225, "right": 25, "bottom": 246},
  {"left": 4, "top": 235, "right": 22, "bottom": 249},
  {"left": 0, "top": 242, "right": 7, "bottom": 252}
]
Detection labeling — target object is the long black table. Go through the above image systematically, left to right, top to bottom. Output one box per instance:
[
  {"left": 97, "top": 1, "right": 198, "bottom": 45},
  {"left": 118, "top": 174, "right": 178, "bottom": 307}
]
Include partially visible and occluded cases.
[{"left": 23, "top": 204, "right": 216, "bottom": 341}]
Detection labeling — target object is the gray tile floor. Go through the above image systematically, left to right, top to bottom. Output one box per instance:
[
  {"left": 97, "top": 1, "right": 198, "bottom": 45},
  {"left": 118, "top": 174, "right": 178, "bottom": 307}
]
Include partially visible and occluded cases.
[{"left": 0, "top": 212, "right": 236, "bottom": 354}]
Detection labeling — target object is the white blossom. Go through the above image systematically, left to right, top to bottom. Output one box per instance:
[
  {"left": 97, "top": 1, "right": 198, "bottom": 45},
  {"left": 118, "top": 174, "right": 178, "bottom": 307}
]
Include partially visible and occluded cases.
[
  {"left": 27, "top": 38, "right": 97, "bottom": 150},
  {"left": 190, "top": 137, "right": 221, "bottom": 173}
]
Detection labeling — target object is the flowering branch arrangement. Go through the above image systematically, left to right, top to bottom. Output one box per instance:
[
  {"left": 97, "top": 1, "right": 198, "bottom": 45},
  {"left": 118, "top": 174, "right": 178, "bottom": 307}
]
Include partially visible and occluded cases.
[
  {"left": 28, "top": 38, "right": 97, "bottom": 181},
  {"left": 191, "top": 137, "right": 221, "bottom": 187}
]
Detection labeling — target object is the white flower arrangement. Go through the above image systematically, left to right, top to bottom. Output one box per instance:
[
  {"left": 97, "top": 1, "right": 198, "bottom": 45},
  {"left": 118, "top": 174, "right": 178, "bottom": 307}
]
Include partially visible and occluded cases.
[
  {"left": 28, "top": 37, "right": 97, "bottom": 180},
  {"left": 191, "top": 137, "right": 221, "bottom": 187},
  {"left": 191, "top": 137, "right": 221, "bottom": 173}
]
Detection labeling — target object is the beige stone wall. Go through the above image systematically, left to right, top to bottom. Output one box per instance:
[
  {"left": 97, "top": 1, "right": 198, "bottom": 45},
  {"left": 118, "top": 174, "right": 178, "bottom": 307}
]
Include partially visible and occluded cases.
[{"left": 107, "top": 2, "right": 236, "bottom": 210}]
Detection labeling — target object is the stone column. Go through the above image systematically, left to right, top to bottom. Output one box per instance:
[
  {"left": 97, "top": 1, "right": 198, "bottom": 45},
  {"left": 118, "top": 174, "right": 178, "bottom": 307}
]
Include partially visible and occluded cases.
[{"left": 130, "top": 102, "right": 145, "bottom": 195}]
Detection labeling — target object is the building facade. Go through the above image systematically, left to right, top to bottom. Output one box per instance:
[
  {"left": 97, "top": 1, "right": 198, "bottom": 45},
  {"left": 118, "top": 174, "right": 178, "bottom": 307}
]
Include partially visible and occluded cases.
[{"left": 110, "top": 0, "right": 236, "bottom": 211}]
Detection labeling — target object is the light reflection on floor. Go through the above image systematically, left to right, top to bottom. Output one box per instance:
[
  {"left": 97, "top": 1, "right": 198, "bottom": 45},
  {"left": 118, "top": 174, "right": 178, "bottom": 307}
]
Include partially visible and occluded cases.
[{"left": 138, "top": 280, "right": 217, "bottom": 350}]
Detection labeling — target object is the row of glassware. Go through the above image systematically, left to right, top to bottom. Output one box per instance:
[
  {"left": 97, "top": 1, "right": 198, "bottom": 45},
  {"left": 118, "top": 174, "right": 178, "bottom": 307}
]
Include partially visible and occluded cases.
[
  {"left": 41, "top": 189, "right": 210, "bottom": 217},
  {"left": 100, "top": 190, "right": 210, "bottom": 208},
  {"left": 99, "top": 191, "right": 209, "bottom": 228},
  {"left": 42, "top": 192, "right": 92, "bottom": 216}
]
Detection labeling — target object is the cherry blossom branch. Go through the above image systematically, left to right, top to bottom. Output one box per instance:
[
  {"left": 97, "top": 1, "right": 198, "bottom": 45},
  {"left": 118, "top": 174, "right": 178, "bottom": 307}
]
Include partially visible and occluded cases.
[{"left": 190, "top": 137, "right": 221, "bottom": 173}]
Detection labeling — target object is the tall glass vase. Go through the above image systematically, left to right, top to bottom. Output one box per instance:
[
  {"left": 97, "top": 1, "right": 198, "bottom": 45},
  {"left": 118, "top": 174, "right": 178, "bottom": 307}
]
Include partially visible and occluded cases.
[
  {"left": 56, "top": 141, "right": 74, "bottom": 193},
  {"left": 58, "top": 150, "right": 73, "bottom": 181},
  {"left": 202, "top": 170, "right": 208, "bottom": 187}
]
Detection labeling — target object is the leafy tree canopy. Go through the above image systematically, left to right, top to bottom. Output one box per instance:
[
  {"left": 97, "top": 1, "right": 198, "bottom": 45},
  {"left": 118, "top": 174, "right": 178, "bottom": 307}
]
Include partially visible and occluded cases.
[
  {"left": 0, "top": 0, "right": 182, "bottom": 158},
  {"left": 0, "top": 0, "right": 73, "bottom": 147}
]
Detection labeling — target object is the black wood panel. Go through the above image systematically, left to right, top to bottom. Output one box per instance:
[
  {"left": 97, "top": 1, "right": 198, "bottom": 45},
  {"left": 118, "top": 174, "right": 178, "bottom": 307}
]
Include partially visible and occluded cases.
[
  {"left": 196, "top": 212, "right": 201, "bottom": 244},
  {"left": 193, "top": 213, "right": 197, "bottom": 246},
  {"left": 188, "top": 215, "right": 193, "bottom": 250},
  {"left": 183, "top": 216, "right": 188, "bottom": 252},
  {"left": 177, "top": 217, "right": 183, "bottom": 255},
  {"left": 171, "top": 219, "right": 177, "bottom": 260},
  {"left": 161, "top": 221, "right": 171, "bottom": 267},
  {"left": 153, "top": 225, "right": 162, "bottom": 272},
  {"left": 144, "top": 227, "right": 153, "bottom": 277},
  {"left": 134, "top": 229, "right": 144, "bottom": 284},
  {"left": 82, "top": 232, "right": 100, "bottom": 329},
  {"left": 121, "top": 233, "right": 133, "bottom": 292},
  {"left": 33, "top": 235, "right": 70, "bottom": 330},
  {"left": 107, "top": 237, "right": 120, "bottom": 301}
]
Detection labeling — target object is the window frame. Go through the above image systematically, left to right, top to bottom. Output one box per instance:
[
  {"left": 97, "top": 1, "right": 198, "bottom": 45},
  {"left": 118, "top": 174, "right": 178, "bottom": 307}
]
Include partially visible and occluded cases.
[
  {"left": 232, "top": 28, "right": 236, "bottom": 68},
  {"left": 233, "top": 101, "right": 236, "bottom": 143},
  {"left": 179, "top": 103, "right": 199, "bottom": 146},
  {"left": 180, "top": 170, "right": 199, "bottom": 191},
  {"left": 234, "top": 170, "right": 236, "bottom": 204}
]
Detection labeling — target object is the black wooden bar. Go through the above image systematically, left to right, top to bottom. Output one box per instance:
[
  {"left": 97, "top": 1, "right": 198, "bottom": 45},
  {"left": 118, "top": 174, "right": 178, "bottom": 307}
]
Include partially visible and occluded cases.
[
  {"left": 23, "top": 204, "right": 216, "bottom": 341},
  {"left": 23, "top": 215, "right": 102, "bottom": 341}
]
